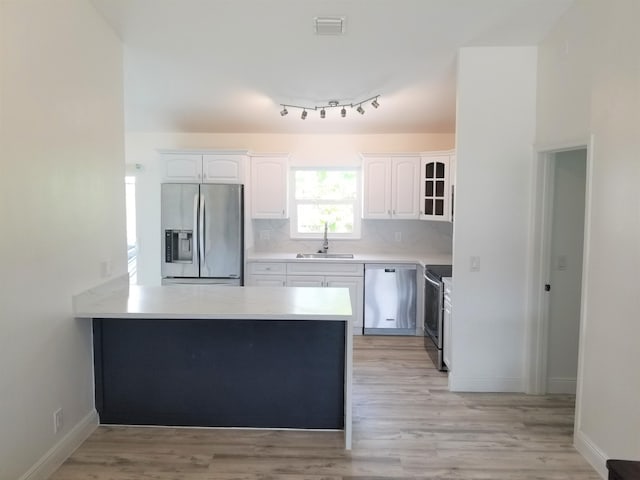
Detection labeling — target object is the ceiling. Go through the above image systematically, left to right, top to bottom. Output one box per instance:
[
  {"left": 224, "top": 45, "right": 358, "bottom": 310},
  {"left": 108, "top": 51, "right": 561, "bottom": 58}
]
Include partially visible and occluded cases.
[{"left": 90, "top": 0, "right": 573, "bottom": 135}]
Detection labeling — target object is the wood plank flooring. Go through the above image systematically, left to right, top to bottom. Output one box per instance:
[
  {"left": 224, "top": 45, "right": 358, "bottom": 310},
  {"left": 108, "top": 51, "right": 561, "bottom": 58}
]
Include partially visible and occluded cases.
[{"left": 50, "top": 336, "right": 600, "bottom": 479}]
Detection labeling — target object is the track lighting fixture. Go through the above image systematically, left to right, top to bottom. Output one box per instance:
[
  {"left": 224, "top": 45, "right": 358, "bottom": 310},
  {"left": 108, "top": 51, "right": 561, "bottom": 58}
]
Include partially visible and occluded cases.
[{"left": 279, "top": 95, "right": 380, "bottom": 120}]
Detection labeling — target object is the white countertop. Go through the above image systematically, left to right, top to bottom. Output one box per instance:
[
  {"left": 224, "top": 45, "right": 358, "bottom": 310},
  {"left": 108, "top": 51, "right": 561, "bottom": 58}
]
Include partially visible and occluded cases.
[
  {"left": 247, "top": 251, "right": 452, "bottom": 267},
  {"left": 74, "top": 284, "right": 352, "bottom": 321}
]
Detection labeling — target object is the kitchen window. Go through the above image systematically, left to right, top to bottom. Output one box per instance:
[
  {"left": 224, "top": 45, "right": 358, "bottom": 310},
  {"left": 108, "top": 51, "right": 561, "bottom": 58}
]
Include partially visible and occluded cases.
[{"left": 290, "top": 168, "right": 361, "bottom": 239}]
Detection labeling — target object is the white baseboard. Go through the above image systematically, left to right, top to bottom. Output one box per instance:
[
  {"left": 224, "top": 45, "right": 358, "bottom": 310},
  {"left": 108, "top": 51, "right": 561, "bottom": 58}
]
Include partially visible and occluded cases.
[
  {"left": 448, "top": 374, "right": 524, "bottom": 392},
  {"left": 547, "top": 377, "right": 577, "bottom": 394},
  {"left": 19, "top": 409, "right": 98, "bottom": 480},
  {"left": 574, "top": 428, "right": 608, "bottom": 479}
]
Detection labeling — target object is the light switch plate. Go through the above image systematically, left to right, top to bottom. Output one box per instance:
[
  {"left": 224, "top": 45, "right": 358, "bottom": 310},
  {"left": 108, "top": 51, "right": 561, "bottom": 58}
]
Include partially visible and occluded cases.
[{"left": 470, "top": 256, "right": 480, "bottom": 272}]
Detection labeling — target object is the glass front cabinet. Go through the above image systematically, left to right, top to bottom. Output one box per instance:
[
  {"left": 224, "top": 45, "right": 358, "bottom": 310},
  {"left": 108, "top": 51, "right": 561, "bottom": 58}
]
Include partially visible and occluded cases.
[{"left": 420, "top": 152, "right": 454, "bottom": 222}]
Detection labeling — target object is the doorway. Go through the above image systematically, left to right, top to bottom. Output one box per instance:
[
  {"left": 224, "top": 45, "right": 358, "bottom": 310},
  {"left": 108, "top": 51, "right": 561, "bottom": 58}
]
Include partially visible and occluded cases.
[
  {"left": 527, "top": 145, "right": 589, "bottom": 395},
  {"left": 546, "top": 149, "right": 587, "bottom": 393}
]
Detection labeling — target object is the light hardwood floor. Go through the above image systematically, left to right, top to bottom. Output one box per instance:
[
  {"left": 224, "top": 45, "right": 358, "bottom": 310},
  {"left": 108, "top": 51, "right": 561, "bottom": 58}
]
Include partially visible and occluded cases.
[{"left": 51, "top": 336, "right": 600, "bottom": 479}]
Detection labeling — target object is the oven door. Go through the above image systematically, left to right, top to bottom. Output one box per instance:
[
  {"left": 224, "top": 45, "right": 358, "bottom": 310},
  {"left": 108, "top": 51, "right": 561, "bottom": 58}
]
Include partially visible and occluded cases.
[{"left": 423, "top": 272, "right": 444, "bottom": 348}]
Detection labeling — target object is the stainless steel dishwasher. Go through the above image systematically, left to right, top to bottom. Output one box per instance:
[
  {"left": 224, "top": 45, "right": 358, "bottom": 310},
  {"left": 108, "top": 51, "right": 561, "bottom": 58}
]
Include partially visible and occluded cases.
[{"left": 364, "top": 264, "right": 417, "bottom": 335}]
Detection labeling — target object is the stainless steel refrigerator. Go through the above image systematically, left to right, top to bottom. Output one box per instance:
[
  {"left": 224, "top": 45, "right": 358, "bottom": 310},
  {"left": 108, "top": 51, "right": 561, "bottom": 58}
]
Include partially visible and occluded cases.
[{"left": 161, "top": 183, "right": 244, "bottom": 285}]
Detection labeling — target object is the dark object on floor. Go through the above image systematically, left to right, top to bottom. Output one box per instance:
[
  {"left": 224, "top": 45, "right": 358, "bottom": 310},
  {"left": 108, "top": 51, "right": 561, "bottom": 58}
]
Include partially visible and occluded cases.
[{"left": 607, "top": 459, "right": 640, "bottom": 480}]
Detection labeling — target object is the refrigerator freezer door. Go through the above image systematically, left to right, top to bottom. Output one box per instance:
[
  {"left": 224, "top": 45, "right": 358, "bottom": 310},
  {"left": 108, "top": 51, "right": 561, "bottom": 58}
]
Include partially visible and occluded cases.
[
  {"left": 161, "top": 184, "right": 200, "bottom": 278},
  {"left": 199, "top": 184, "right": 243, "bottom": 279}
]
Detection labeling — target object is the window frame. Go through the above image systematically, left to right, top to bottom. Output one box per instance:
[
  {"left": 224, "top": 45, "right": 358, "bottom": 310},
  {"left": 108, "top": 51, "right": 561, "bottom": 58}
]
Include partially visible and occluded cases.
[{"left": 289, "top": 167, "right": 362, "bottom": 240}]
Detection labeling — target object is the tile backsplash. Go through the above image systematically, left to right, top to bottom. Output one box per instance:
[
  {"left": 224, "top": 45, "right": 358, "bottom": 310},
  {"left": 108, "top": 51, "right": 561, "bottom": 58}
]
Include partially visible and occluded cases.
[{"left": 252, "top": 219, "right": 453, "bottom": 255}]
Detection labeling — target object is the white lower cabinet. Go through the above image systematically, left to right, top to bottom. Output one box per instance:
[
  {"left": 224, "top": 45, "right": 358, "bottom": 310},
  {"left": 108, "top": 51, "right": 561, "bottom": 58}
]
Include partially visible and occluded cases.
[
  {"left": 246, "top": 262, "right": 286, "bottom": 286},
  {"left": 247, "top": 262, "right": 364, "bottom": 334},
  {"left": 248, "top": 274, "right": 286, "bottom": 287},
  {"left": 286, "top": 275, "right": 324, "bottom": 288}
]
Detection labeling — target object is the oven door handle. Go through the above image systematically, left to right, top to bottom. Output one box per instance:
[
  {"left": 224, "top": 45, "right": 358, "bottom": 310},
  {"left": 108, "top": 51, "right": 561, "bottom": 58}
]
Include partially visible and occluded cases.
[{"left": 424, "top": 274, "right": 441, "bottom": 288}]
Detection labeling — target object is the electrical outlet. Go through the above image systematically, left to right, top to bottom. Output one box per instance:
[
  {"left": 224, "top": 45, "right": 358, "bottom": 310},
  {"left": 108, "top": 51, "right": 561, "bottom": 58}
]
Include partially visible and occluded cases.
[
  {"left": 259, "top": 230, "right": 270, "bottom": 241},
  {"left": 394, "top": 232, "right": 402, "bottom": 242},
  {"left": 54, "top": 408, "right": 63, "bottom": 434}
]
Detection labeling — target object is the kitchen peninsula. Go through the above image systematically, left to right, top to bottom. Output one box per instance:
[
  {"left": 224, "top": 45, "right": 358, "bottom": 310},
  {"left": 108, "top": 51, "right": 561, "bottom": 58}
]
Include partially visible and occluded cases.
[{"left": 74, "top": 283, "right": 354, "bottom": 448}]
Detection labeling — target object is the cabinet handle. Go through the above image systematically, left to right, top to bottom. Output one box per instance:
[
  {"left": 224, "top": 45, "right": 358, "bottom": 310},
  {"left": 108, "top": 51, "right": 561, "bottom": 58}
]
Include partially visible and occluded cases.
[{"left": 393, "top": 209, "right": 396, "bottom": 215}]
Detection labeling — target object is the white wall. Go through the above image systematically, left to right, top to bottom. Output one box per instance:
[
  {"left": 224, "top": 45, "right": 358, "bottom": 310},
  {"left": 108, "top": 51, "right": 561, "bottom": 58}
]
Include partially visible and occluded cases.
[
  {"left": 537, "top": 0, "right": 640, "bottom": 474},
  {"left": 0, "top": 1, "right": 126, "bottom": 478},
  {"left": 450, "top": 47, "right": 537, "bottom": 392},
  {"left": 126, "top": 132, "right": 454, "bottom": 285},
  {"left": 547, "top": 149, "right": 586, "bottom": 394}
]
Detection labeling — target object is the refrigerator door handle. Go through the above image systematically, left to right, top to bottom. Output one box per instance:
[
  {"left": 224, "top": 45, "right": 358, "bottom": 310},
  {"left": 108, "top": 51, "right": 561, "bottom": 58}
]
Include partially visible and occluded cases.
[
  {"left": 192, "top": 192, "right": 199, "bottom": 265},
  {"left": 199, "top": 193, "right": 205, "bottom": 271}
]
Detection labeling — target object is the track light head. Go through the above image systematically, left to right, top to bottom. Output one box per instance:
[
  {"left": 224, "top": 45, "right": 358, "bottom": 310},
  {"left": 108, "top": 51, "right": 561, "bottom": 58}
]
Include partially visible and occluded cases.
[
  {"left": 371, "top": 98, "right": 379, "bottom": 108},
  {"left": 357, "top": 105, "right": 365, "bottom": 115},
  {"left": 280, "top": 107, "right": 288, "bottom": 116},
  {"left": 341, "top": 107, "right": 346, "bottom": 118},
  {"left": 320, "top": 108, "right": 326, "bottom": 119},
  {"left": 301, "top": 109, "right": 307, "bottom": 120}
]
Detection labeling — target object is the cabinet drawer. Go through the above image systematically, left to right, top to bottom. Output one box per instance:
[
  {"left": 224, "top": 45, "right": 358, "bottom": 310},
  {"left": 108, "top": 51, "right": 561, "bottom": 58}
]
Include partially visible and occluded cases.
[
  {"left": 248, "top": 262, "right": 286, "bottom": 275},
  {"left": 286, "top": 262, "right": 364, "bottom": 276},
  {"left": 246, "top": 274, "right": 286, "bottom": 287}
]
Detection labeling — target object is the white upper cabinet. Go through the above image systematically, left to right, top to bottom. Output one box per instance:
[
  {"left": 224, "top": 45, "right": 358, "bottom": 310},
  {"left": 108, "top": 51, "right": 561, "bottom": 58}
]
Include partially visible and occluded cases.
[
  {"left": 420, "top": 151, "right": 454, "bottom": 222},
  {"left": 161, "top": 152, "right": 246, "bottom": 184},
  {"left": 161, "top": 153, "right": 203, "bottom": 182},
  {"left": 202, "top": 154, "right": 244, "bottom": 183},
  {"left": 250, "top": 155, "right": 289, "bottom": 219},
  {"left": 362, "top": 155, "right": 419, "bottom": 219},
  {"left": 362, "top": 157, "right": 392, "bottom": 219},
  {"left": 391, "top": 157, "right": 420, "bottom": 219}
]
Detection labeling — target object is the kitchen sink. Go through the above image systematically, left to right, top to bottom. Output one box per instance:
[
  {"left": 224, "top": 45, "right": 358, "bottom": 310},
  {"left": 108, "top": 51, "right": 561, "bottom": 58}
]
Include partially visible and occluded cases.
[{"left": 296, "top": 253, "right": 355, "bottom": 259}]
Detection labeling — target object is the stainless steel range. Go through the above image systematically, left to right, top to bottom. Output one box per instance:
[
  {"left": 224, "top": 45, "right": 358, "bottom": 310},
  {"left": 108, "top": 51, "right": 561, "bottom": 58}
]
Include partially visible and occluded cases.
[{"left": 423, "top": 264, "right": 452, "bottom": 371}]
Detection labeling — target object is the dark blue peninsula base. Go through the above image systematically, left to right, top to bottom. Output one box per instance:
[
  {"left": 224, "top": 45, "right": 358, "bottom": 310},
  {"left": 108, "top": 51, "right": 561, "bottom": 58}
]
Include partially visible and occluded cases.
[{"left": 92, "top": 318, "right": 346, "bottom": 430}]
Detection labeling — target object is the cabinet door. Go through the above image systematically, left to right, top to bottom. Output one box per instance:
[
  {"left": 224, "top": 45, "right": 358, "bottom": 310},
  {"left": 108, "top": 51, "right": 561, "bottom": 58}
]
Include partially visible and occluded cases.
[
  {"left": 161, "top": 154, "right": 202, "bottom": 183},
  {"left": 202, "top": 155, "right": 244, "bottom": 184},
  {"left": 420, "top": 155, "right": 450, "bottom": 221},
  {"left": 251, "top": 157, "right": 288, "bottom": 218},
  {"left": 362, "top": 157, "right": 391, "bottom": 219},
  {"left": 391, "top": 157, "right": 420, "bottom": 219},
  {"left": 246, "top": 274, "right": 286, "bottom": 287},
  {"left": 286, "top": 275, "right": 324, "bottom": 287},
  {"left": 326, "top": 276, "right": 364, "bottom": 335}
]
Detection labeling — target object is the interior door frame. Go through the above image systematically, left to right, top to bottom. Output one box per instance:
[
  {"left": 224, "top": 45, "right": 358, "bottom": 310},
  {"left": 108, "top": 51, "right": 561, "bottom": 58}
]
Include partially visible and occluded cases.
[{"left": 524, "top": 138, "right": 593, "bottom": 396}]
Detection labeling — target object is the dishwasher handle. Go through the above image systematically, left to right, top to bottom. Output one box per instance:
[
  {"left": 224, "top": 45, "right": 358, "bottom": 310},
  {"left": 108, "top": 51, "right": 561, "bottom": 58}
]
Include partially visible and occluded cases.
[{"left": 384, "top": 268, "right": 396, "bottom": 273}]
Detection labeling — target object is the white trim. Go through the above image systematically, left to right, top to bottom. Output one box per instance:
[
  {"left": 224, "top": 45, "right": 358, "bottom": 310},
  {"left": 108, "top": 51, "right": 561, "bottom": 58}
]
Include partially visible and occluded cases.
[
  {"left": 573, "top": 134, "right": 596, "bottom": 447},
  {"left": 448, "top": 375, "right": 524, "bottom": 393},
  {"left": 546, "top": 377, "right": 577, "bottom": 394},
  {"left": 19, "top": 410, "right": 99, "bottom": 480},
  {"left": 574, "top": 428, "right": 608, "bottom": 479}
]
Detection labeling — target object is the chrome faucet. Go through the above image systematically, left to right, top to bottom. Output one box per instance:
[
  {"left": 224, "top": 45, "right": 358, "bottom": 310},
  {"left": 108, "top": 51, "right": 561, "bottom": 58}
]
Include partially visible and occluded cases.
[{"left": 319, "top": 222, "right": 329, "bottom": 254}]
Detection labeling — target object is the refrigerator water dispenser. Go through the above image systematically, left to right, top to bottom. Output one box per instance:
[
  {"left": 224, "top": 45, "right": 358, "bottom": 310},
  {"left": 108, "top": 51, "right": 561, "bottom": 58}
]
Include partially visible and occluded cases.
[{"left": 165, "top": 229, "right": 193, "bottom": 263}]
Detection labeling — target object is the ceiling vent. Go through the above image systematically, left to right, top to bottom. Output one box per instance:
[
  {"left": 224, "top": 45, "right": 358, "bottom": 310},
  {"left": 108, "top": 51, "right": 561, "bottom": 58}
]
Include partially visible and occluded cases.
[{"left": 314, "top": 16, "right": 346, "bottom": 35}]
